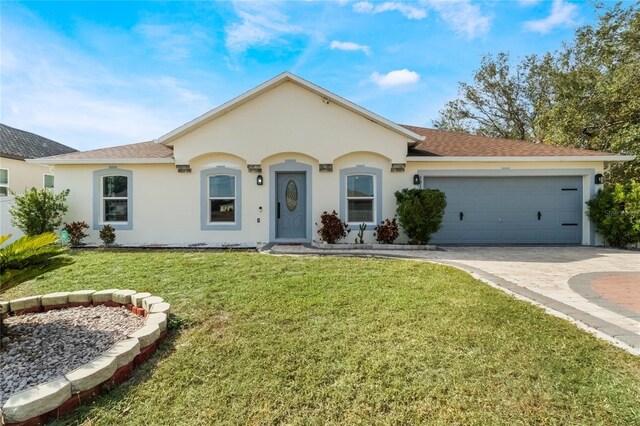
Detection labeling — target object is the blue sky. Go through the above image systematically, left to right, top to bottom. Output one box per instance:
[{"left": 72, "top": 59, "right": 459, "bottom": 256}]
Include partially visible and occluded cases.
[{"left": 0, "top": 1, "right": 612, "bottom": 151}]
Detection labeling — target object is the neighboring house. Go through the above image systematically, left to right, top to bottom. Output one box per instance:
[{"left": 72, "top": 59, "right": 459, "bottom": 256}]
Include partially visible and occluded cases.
[
  {"left": 31, "top": 73, "right": 633, "bottom": 246},
  {"left": 1, "top": 124, "right": 77, "bottom": 239}
]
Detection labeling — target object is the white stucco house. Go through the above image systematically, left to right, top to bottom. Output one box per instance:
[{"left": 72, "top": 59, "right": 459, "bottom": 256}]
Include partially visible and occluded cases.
[
  {"left": 30, "top": 73, "right": 633, "bottom": 246},
  {"left": 1, "top": 124, "right": 77, "bottom": 241}
]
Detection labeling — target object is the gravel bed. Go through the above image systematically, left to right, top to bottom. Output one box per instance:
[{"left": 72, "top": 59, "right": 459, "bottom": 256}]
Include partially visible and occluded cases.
[{"left": 0, "top": 305, "right": 145, "bottom": 406}]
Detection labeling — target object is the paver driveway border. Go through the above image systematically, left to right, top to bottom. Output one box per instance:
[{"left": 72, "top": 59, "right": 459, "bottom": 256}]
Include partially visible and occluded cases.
[
  {"left": 263, "top": 244, "right": 640, "bottom": 355},
  {"left": 435, "top": 261, "right": 640, "bottom": 354}
]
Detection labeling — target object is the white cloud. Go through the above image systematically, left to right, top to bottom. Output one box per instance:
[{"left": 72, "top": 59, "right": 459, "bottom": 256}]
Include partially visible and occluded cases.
[
  {"left": 427, "top": 0, "right": 492, "bottom": 39},
  {"left": 518, "top": 0, "right": 541, "bottom": 5},
  {"left": 523, "top": 0, "right": 578, "bottom": 33},
  {"left": 225, "top": 1, "right": 303, "bottom": 53},
  {"left": 353, "top": 1, "right": 427, "bottom": 20},
  {"left": 1, "top": 12, "right": 211, "bottom": 150},
  {"left": 135, "top": 23, "right": 210, "bottom": 61},
  {"left": 329, "top": 40, "right": 370, "bottom": 55},
  {"left": 370, "top": 69, "right": 420, "bottom": 88}
]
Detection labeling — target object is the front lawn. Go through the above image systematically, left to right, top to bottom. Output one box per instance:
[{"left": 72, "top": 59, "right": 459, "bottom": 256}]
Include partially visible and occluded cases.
[{"left": 3, "top": 251, "right": 639, "bottom": 425}]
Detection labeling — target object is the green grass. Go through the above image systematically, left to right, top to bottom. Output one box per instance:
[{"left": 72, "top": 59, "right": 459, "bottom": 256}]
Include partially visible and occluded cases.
[{"left": 3, "top": 250, "right": 640, "bottom": 425}]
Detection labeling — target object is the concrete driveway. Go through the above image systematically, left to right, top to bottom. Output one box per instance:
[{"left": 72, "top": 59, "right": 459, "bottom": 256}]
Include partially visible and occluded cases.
[{"left": 268, "top": 244, "right": 640, "bottom": 353}]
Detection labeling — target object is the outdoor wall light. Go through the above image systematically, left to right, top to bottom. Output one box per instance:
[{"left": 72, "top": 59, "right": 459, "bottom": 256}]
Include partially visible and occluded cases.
[
  {"left": 595, "top": 173, "right": 604, "bottom": 185},
  {"left": 413, "top": 174, "right": 421, "bottom": 185},
  {"left": 257, "top": 175, "right": 264, "bottom": 186}
]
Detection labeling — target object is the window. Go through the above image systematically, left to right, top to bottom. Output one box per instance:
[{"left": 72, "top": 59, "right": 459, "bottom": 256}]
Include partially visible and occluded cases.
[
  {"left": 200, "top": 166, "right": 242, "bottom": 231},
  {"left": 339, "top": 166, "right": 381, "bottom": 230},
  {"left": 93, "top": 168, "right": 132, "bottom": 230},
  {"left": 0, "top": 169, "right": 7, "bottom": 197},
  {"left": 44, "top": 174, "right": 54, "bottom": 190},
  {"left": 346, "top": 174, "right": 375, "bottom": 223},
  {"left": 102, "top": 175, "right": 128, "bottom": 223},
  {"left": 209, "top": 175, "right": 236, "bottom": 223}
]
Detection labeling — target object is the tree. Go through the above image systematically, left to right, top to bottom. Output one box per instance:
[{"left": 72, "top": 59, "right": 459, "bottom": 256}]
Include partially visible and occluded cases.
[
  {"left": 434, "top": 3, "right": 639, "bottom": 184},
  {"left": 533, "top": 3, "right": 640, "bottom": 184},
  {"left": 433, "top": 52, "right": 538, "bottom": 141},
  {"left": 9, "top": 188, "right": 70, "bottom": 236}
]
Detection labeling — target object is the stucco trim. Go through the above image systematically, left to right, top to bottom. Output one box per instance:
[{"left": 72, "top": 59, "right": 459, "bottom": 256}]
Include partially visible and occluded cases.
[
  {"left": 157, "top": 72, "right": 424, "bottom": 145},
  {"left": 406, "top": 155, "right": 634, "bottom": 162},
  {"left": 269, "top": 160, "right": 313, "bottom": 242},
  {"left": 339, "top": 165, "right": 382, "bottom": 231},
  {"left": 200, "top": 166, "right": 242, "bottom": 231},
  {"left": 92, "top": 168, "right": 133, "bottom": 231},
  {"left": 417, "top": 168, "right": 597, "bottom": 178}
]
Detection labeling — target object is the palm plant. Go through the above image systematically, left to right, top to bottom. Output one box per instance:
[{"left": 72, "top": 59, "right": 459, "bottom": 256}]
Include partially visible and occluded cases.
[{"left": 0, "top": 233, "right": 74, "bottom": 344}]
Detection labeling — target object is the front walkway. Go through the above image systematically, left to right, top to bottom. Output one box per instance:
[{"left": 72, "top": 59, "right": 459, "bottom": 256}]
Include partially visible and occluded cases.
[{"left": 264, "top": 244, "right": 640, "bottom": 354}]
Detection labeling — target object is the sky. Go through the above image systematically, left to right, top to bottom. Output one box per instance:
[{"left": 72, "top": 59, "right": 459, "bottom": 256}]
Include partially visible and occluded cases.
[{"left": 0, "top": 0, "right": 613, "bottom": 151}]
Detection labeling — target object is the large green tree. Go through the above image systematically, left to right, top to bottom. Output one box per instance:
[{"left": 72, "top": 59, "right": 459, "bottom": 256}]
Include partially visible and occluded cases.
[
  {"left": 435, "top": 3, "right": 639, "bottom": 184},
  {"left": 433, "top": 52, "right": 540, "bottom": 141}
]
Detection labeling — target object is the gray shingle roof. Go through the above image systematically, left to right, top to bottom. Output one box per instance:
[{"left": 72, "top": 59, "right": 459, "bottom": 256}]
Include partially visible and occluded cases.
[
  {"left": 0, "top": 123, "right": 77, "bottom": 160},
  {"left": 38, "top": 141, "right": 174, "bottom": 161}
]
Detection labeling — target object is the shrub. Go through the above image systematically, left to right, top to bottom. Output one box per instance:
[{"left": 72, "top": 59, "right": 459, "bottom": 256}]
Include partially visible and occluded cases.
[
  {"left": 586, "top": 181, "right": 640, "bottom": 248},
  {"left": 9, "top": 188, "right": 70, "bottom": 236},
  {"left": 395, "top": 188, "right": 447, "bottom": 245},
  {"left": 316, "top": 210, "right": 350, "bottom": 244},
  {"left": 374, "top": 218, "right": 399, "bottom": 244},
  {"left": 63, "top": 221, "right": 89, "bottom": 246},
  {"left": 99, "top": 225, "right": 116, "bottom": 246}
]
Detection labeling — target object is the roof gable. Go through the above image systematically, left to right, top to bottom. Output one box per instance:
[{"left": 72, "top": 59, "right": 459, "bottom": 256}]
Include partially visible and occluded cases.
[
  {"left": 157, "top": 72, "right": 424, "bottom": 145},
  {"left": 0, "top": 124, "right": 77, "bottom": 160}
]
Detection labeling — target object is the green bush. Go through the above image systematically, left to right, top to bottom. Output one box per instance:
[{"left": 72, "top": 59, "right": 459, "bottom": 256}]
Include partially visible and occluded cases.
[
  {"left": 586, "top": 181, "right": 640, "bottom": 248},
  {"left": 9, "top": 188, "right": 70, "bottom": 236},
  {"left": 395, "top": 188, "right": 447, "bottom": 244}
]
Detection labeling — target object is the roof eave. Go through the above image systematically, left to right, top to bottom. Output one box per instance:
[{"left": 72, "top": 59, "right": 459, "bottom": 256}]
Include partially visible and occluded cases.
[
  {"left": 157, "top": 72, "right": 425, "bottom": 145},
  {"left": 1, "top": 153, "right": 27, "bottom": 161},
  {"left": 406, "top": 155, "right": 636, "bottom": 162},
  {"left": 27, "top": 158, "right": 176, "bottom": 165}
]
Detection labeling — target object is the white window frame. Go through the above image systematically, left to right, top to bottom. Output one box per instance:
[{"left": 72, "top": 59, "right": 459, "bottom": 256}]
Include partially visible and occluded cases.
[
  {"left": 0, "top": 168, "right": 8, "bottom": 197},
  {"left": 345, "top": 173, "right": 376, "bottom": 225},
  {"left": 43, "top": 174, "right": 54, "bottom": 190},
  {"left": 101, "top": 174, "right": 129, "bottom": 225},
  {"left": 208, "top": 174, "right": 237, "bottom": 225}
]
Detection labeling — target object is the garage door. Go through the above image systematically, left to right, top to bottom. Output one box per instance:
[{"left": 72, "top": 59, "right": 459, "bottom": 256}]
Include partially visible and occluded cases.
[{"left": 425, "top": 176, "right": 583, "bottom": 244}]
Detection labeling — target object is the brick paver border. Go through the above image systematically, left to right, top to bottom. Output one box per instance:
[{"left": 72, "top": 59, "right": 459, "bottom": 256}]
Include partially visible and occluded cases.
[{"left": 568, "top": 272, "right": 640, "bottom": 320}]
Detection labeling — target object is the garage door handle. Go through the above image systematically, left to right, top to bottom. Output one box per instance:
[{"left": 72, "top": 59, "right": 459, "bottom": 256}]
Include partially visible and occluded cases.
[
  {"left": 538, "top": 211, "right": 542, "bottom": 220},
  {"left": 459, "top": 212, "right": 464, "bottom": 221}
]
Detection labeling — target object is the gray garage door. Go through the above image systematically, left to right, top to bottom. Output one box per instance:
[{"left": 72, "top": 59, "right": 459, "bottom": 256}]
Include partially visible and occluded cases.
[{"left": 426, "top": 176, "right": 583, "bottom": 244}]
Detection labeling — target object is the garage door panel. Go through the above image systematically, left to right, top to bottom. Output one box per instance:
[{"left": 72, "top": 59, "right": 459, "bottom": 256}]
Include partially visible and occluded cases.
[{"left": 426, "top": 176, "right": 582, "bottom": 244}]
